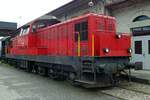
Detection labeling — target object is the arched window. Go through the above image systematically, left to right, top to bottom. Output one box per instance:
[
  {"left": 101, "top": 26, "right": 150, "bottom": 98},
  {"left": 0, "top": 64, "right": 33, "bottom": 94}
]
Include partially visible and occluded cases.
[{"left": 133, "top": 15, "right": 150, "bottom": 22}]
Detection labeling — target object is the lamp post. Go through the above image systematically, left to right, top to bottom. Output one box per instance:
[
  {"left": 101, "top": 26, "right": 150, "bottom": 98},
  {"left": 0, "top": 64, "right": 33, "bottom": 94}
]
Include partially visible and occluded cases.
[
  {"left": 88, "top": 0, "right": 94, "bottom": 7},
  {"left": 88, "top": 0, "right": 95, "bottom": 13}
]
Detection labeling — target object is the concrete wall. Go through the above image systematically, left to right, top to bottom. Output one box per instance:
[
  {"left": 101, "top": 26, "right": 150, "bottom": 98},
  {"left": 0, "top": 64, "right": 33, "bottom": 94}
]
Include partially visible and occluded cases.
[{"left": 112, "top": 1, "right": 150, "bottom": 33}]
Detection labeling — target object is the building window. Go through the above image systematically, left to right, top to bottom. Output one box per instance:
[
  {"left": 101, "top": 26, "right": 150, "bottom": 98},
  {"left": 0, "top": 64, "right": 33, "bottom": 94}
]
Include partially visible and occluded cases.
[
  {"left": 133, "top": 15, "right": 150, "bottom": 22},
  {"left": 75, "top": 21, "right": 88, "bottom": 41},
  {"left": 131, "top": 26, "right": 150, "bottom": 36},
  {"left": 143, "top": 26, "right": 150, "bottom": 31},
  {"left": 148, "top": 40, "right": 150, "bottom": 54},
  {"left": 135, "top": 41, "right": 142, "bottom": 54}
]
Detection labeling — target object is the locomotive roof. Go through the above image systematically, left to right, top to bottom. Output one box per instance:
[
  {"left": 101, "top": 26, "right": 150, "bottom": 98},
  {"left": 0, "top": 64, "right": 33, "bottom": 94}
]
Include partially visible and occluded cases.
[{"left": 45, "top": 13, "right": 116, "bottom": 29}]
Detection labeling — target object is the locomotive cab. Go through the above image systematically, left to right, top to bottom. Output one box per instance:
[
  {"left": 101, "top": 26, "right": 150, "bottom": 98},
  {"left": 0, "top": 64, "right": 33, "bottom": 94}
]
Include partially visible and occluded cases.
[
  {"left": 10, "top": 18, "right": 60, "bottom": 55},
  {"left": 31, "top": 18, "right": 60, "bottom": 33}
]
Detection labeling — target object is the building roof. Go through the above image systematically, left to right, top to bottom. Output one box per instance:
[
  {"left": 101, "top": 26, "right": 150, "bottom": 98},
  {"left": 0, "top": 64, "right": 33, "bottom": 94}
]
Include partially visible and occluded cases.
[
  {"left": 46, "top": 0, "right": 98, "bottom": 16},
  {"left": 0, "top": 21, "right": 17, "bottom": 30},
  {"left": 0, "top": 21, "right": 17, "bottom": 37}
]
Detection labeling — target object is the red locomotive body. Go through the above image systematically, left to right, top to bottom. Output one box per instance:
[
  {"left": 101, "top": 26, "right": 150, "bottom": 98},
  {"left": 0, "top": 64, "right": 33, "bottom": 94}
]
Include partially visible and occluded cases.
[
  {"left": 6, "top": 13, "right": 132, "bottom": 87},
  {"left": 10, "top": 13, "right": 131, "bottom": 57}
]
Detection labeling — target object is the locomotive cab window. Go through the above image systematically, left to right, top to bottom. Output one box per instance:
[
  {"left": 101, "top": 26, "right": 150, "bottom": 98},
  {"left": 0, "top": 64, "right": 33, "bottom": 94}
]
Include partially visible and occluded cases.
[
  {"left": 32, "top": 20, "right": 47, "bottom": 31},
  {"left": 75, "top": 21, "right": 88, "bottom": 41},
  {"left": 20, "top": 25, "right": 30, "bottom": 36}
]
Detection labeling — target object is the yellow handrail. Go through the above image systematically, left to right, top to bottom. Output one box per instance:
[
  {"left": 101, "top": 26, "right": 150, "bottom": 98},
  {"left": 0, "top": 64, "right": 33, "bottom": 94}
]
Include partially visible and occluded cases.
[{"left": 92, "top": 32, "right": 95, "bottom": 57}]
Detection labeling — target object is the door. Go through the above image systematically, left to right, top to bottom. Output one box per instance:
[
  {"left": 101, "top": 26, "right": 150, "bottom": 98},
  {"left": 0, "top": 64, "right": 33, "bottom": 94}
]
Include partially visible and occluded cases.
[
  {"left": 74, "top": 21, "right": 89, "bottom": 56},
  {"left": 132, "top": 36, "right": 150, "bottom": 70},
  {"left": 143, "top": 38, "right": 150, "bottom": 69}
]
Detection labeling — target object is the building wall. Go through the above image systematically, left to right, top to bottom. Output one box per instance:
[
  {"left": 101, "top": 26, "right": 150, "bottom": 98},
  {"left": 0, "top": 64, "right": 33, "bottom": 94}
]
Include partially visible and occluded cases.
[
  {"left": 53, "top": 0, "right": 150, "bottom": 33},
  {"left": 111, "top": 0, "right": 150, "bottom": 33},
  {"left": 57, "top": 1, "right": 105, "bottom": 21}
]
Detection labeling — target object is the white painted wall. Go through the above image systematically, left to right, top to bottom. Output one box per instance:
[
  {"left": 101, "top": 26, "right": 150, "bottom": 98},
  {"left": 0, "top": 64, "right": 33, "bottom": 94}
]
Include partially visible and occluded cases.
[{"left": 112, "top": 1, "right": 150, "bottom": 33}]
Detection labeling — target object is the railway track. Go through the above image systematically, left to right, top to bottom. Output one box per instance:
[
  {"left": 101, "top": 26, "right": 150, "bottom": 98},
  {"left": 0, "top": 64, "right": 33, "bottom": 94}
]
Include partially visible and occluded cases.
[
  {"left": 99, "top": 82, "right": 150, "bottom": 100},
  {"left": 99, "top": 91, "right": 126, "bottom": 100}
]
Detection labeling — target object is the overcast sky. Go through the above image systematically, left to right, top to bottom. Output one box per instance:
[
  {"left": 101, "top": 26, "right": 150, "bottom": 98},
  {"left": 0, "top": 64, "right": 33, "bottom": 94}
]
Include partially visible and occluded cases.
[{"left": 0, "top": 0, "right": 72, "bottom": 27}]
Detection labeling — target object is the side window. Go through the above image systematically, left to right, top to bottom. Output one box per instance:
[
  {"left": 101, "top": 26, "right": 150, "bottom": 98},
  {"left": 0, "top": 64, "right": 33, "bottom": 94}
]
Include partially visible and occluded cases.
[
  {"left": 32, "top": 20, "right": 47, "bottom": 32},
  {"left": 75, "top": 21, "right": 88, "bottom": 41},
  {"left": 37, "top": 22, "right": 47, "bottom": 29},
  {"left": 20, "top": 26, "right": 30, "bottom": 36},
  {"left": 148, "top": 40, "right": 150, "bottom": 54},
  {"left": 135, "top": 41, "right": 142, "bottom": 54}
]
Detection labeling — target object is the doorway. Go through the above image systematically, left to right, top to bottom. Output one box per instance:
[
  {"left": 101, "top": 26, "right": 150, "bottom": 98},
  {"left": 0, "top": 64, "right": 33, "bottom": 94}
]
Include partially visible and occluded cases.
[{"left": 132, "top": 36, "right": 150, "bottom": 70}]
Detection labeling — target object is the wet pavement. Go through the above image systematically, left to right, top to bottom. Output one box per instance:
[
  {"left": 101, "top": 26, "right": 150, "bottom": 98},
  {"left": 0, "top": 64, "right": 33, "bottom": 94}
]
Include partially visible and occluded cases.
[{"left": 0, "top": 63, "right": 119, "bottom": 100}]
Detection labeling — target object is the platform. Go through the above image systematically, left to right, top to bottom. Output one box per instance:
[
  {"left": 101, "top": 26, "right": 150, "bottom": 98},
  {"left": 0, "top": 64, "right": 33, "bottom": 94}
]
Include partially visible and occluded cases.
[{"left": 131, "top": 70, "right": 150, "bottom": 85}]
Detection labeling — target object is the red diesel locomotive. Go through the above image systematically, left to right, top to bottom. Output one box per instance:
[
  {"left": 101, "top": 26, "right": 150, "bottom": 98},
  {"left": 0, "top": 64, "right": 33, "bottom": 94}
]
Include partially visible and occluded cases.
[{"left": 5, "top": 13, "right": 132, "bottom": 87}]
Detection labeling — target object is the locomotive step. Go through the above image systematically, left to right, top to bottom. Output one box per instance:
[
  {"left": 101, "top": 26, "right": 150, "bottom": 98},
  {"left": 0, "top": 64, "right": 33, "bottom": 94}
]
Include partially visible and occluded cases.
[{"left": 82, "top": 70, "right": 94, "bottom": 73}]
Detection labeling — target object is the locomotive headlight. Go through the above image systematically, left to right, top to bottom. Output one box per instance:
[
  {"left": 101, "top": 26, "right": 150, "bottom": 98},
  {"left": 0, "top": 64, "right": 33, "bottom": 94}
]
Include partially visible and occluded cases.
[
  {"left": 116, "top": 34, "right": 122, "bottom": 39},
  {"left": 103, "top": 48, "right": 110, "bottom": 53},
  {"left": 128, "top": 48, "right": 132, "bottom": 53}
]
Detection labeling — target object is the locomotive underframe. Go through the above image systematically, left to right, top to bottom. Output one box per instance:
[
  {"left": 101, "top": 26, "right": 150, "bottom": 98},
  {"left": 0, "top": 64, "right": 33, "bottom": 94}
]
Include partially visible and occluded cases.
[{"left": 5, "top": 54, "right": 130, "bottom": 87}]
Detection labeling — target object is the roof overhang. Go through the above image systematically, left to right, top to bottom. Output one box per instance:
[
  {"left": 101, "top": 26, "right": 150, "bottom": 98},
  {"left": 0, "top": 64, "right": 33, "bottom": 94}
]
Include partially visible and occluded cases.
[
  {"left": 46, "top": 0, "right": 99, "bottom": 17},
  {"left": 0, "top": 21, "right": 17, "bottom": 30}
]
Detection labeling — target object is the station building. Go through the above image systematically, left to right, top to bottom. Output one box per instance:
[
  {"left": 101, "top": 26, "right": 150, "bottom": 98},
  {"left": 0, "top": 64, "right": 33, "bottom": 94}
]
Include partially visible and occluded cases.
[
  {"left": 40, "top": 0, "right": 150, "bottom": 70},
  {"left": 0, "top": 21, "right": 17, "bottom": 37},
  {"left": 0, "top": 21, "right": 17, "bottom": 57}
]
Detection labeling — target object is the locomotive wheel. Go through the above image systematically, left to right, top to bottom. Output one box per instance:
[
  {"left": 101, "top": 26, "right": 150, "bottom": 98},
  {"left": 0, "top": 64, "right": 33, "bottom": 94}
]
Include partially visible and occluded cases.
[
  {"left": 26, "top": 65, "right": 33, "bottom": 73},
  {"left": 33, "top": 65, "right": 39, "bottom": 74},
  {"left": 26, "top": 67, "right": 33, "bottom": 73},
  {"left": 38, "top": 67, "right": 48, "bottom": 76},
  {"left": 48, "top": 68, "right": 65, "bottom": 80},
  {"left": 48, "top": 69, "right": 59, "bottom": 80},
  {"left": 48, "top": 69, "right": 60, "bottom": 80},
  {"left": 68, "top": 72, "right": 79, "bottom": 86}
]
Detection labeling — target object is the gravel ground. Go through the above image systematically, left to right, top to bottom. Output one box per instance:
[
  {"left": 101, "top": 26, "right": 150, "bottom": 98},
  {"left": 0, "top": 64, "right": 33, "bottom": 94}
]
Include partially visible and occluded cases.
[
  {"left": 120, "top": 82, "right": 150, "bottom": 95},
  {"left": 101, "top": 87, "right": 150, "bottom": 100}
]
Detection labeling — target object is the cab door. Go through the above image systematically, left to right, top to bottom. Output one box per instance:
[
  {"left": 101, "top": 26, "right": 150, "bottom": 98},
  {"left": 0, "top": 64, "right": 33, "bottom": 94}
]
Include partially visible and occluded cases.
[{"left": 74, "top": 20, "right": 89, "bottom": 56}]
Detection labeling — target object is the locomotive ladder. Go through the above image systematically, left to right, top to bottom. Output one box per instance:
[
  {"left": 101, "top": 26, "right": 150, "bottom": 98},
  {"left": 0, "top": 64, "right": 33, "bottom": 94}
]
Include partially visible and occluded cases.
[
  {"left": 77, "top": 32, "right": 97, "bottom": 84},
  {"left": 78, "top": 57, "right": 97, "bottom": 85}
]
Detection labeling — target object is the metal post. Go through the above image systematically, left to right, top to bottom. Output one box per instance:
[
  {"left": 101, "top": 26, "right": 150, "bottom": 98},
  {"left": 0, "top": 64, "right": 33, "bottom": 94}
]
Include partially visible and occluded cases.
[
  {"left": 78, "top": 32, "right": 81, "bottom": 57},
  {"left": 129, "top": 67, "right": 131, "bottom": 83}
]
